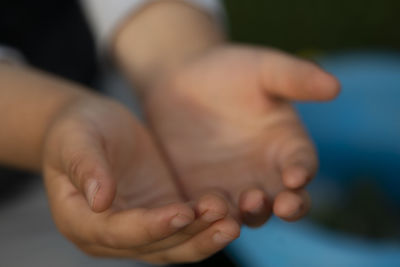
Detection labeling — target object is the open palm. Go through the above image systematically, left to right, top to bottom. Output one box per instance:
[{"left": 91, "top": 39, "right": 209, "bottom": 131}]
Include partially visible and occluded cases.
[
  {"left": 144, "top": 45, "right": 340, "bottom": 226},
  {"left": 43, "top": 97, "right": 239, "bottom": 263}
]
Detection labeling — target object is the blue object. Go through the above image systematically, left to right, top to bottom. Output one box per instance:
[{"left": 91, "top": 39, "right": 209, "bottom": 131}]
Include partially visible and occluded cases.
[{"left": 228, "top": 51, "right": 400, "bottom": 267}]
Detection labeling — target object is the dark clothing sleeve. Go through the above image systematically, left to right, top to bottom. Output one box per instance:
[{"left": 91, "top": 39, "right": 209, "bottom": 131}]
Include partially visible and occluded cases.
[{"left": 0, "top": 0, "right": 97, "bottom": 85}]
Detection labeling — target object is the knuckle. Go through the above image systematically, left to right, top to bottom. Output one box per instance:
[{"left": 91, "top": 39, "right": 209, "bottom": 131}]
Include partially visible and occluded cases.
[
  {"left": 67, "top": 151, "right": 97, "bottom": 188},
  {"left": 67, "top": 152, "right": 86, "bottom": 184},
  {"left": 100, "top": 228, "right": 121, "bottom": 249}
]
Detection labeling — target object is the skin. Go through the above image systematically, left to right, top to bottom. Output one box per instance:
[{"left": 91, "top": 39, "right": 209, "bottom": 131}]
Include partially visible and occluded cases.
[
  {"left": 0, "top": 0, "right": 340, "bottom": 264},
  {"left": 114, "top": 1, "right": 340, "bottom": 227},
  {"left": 141, "top": 45, "right": 340, "bottom": 226},
  {"left": 0, "top": 64, "right": 238, "bottom": 264}
]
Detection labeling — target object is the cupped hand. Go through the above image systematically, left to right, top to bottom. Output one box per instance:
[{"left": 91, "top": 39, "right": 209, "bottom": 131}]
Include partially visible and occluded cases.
[
  {"left": 143, "top": 45, "right": 340, "bottom": 227},
  {"left": 42, "top": 95, "right": 239, "bottom": 264}
]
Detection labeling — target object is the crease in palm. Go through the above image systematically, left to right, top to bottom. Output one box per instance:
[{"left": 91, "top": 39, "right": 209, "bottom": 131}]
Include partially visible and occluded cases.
[{"left": 142, "top": 46, "right": 339, "bottom": 225}]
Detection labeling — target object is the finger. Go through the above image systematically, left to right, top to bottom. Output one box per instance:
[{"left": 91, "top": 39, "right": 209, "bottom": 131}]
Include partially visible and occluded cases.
[
  {"left": 259, "top": 49, "right": 341, "bottom": 101},
  {"left": 273, "top": 119, "right": 318, "bottom": 190},
  {"left": 60, "top": 131, "right": 116, "bottom": 212},
  {"left": 280, "top": 145, "right": 318, "bottom": 189},
  {"left": 45, "top": 168, "right": 196, "bottom": 249},
  {"left": 239, "top": 188, "right": 272, "bottom": 227},
  {"left": 273, "top": 189, "right": 311, "bottom": 222},
  {"left": 132, "top": 192, "right": 230, "bottom": 254},
  {"left": 196, "top": 192, "right": 230, "bottom": 223},
  {"left": 101, "top": 202, "right": 196, "bottom": 249},
  {"left": 80, "top": 210, "right": 237, "bottom": 264},
  {"left": 76, "top": 217, "right": 240, "bottom": 264},
  {"left": 140, "top": 217, "right": 240, "bottom": 264}
]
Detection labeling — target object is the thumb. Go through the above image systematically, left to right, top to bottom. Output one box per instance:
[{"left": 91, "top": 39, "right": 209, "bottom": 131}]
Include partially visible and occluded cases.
[
  {"left": 258, "top": 49, "right": 341, "bottom": 101},
  {"left": 61, "top": 132, "right": 116, "bottom": 213}
]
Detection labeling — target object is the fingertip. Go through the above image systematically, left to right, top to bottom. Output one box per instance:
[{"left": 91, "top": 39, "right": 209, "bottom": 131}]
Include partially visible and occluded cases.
[
  {"left": 312, "top": 70, "right": 341, "bottom": 101},
  {"left": 328, "top": 73, "right": 341, "bottom": 98},
  {"left": 280, "top": 148, "right": 318, "bottom": 190},
  {"left": 282, "top": 166, "right": 310, "bottom": 189},
  {"left": 87, "top": 178, "right": 116, "bottom": 213},
  {"left": 239, "top": 189, "right": 271, "bottom": 227},
  {"left": 273, "top": 190, "right": 310, "bottom": 222},
  {"left": 196, "top": 193, "right": 229, "bottom": 223}
]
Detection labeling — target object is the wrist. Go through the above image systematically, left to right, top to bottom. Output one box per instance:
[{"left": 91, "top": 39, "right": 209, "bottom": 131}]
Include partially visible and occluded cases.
[
  {"left": 113, "top": 0, "right": 225, "bottom": 92},
  {"left": 0, "top": 64, "right": 99, "bottom": 171},
  {"left": 40, "top": 90, "right": 108, "bottom": 170}
]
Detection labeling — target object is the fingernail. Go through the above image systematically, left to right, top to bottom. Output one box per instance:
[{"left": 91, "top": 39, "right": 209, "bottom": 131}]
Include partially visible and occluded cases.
[
  {"left": 85, "top": 179, "right": 99, "bottom": 210},
  {"left": 202, "top": 212, "right": 225, "bottom": 223},
  {"left": 170, "top": 214, "right": 192, "bottom": 228},
  {"left": 213, "top": 232, "right": 233, "bottom": 244}
]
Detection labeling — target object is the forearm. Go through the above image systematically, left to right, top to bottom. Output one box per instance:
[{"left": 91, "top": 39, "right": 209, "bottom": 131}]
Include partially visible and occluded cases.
[
  {"left": 113, "top": 0, "right": 225, "bottom": 91},
  {"left": 0, "top": 64, "right": 91, "bottom": 170}
]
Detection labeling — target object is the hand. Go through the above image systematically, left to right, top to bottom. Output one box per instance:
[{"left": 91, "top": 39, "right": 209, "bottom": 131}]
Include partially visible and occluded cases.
[
  {"left": 142, "top": 45, "right": 340, "bottom": 227},
  {"left": 42, "top": 95, "right": 239, "bottom": 264}
]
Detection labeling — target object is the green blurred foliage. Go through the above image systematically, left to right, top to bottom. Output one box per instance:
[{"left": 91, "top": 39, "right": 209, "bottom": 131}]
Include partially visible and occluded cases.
[{"left": 223, "top": 0, "right": 400, "bottom": 53}]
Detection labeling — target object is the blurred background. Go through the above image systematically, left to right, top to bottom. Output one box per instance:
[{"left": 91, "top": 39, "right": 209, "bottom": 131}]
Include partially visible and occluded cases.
[
  {"left": 1, "top": 0, "right": 400, "bottom": 266},
  {"left": 225, "top": 0, "right": 400, "bottom": 53},
  {"left": 224, "top": 1, "right": 400, "bottom": 266}
]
